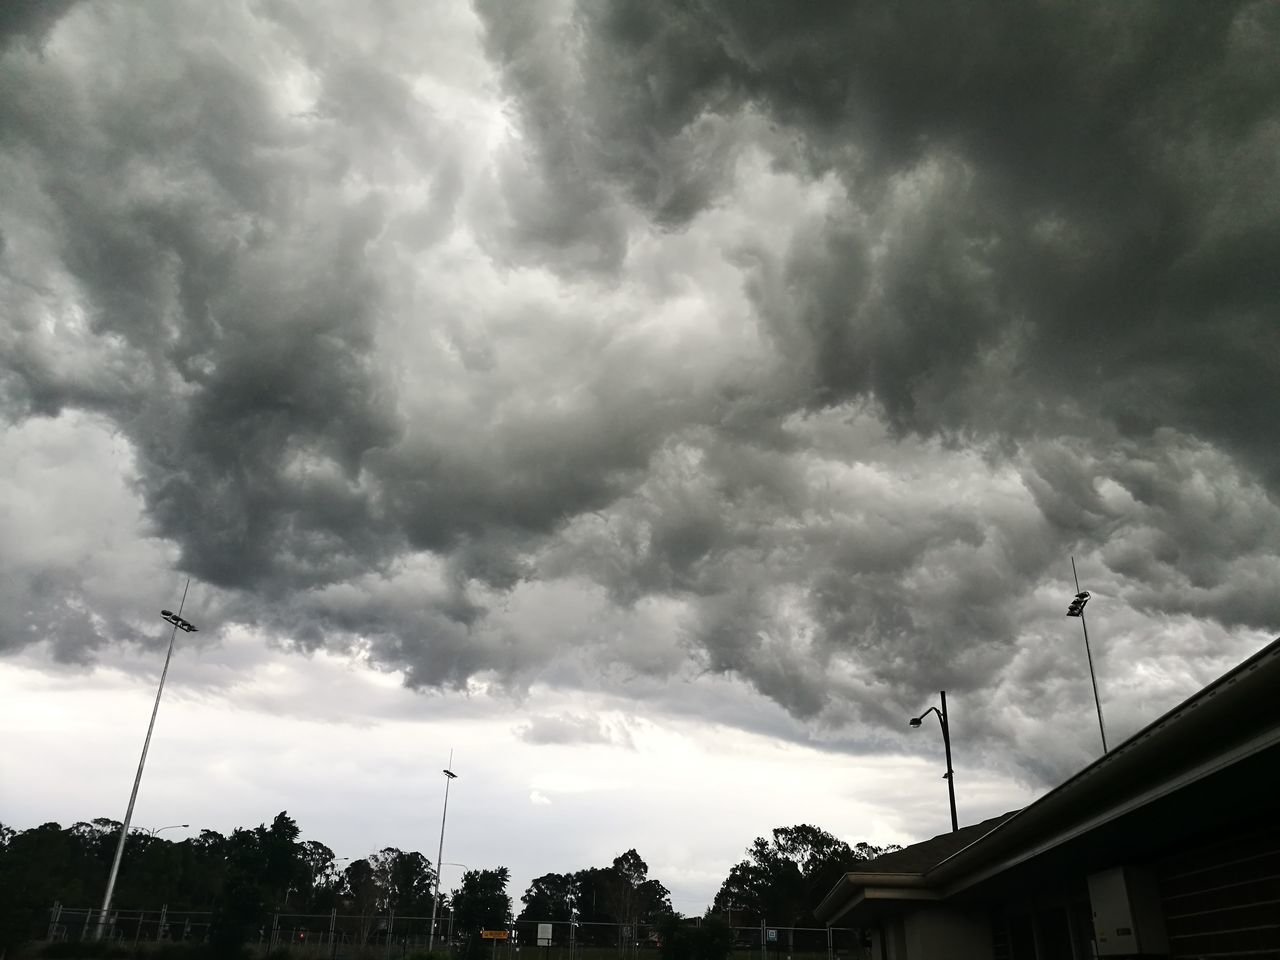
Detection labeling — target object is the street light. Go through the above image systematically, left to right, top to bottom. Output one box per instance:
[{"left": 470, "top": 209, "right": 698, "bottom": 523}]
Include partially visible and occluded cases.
[
  {"left": 1067, "top": 556, "right": 1108, "bottom": 754},
  {"left": 94, "top": 580, "right": 198, "bottom": 940},
  {"left": 909, "top": 690, "right": 958, "bottom": 833},
  {"left": 428, "top": 760, "right": 459, "bottom": 954},
  {"left": 144, "top": 824, "right": 189, "bottom": 838}
]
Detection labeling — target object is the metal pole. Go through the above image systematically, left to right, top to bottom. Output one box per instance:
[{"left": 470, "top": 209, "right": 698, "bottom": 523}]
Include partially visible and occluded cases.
[
  {"left": 1072, "top": 558, "right": 1108, "bottom": 753},
  {"left": 94, "top": 579, "right": 190, "bottom": 939},
  {"left": 1079, "top": 612, "right": 1108, "bottom": 753},
  {"left": 938, "top": 691, "right": 958, "bottom": 832},
  {"left": 428, "top": 755, "right": 457, "bottom": 953}
]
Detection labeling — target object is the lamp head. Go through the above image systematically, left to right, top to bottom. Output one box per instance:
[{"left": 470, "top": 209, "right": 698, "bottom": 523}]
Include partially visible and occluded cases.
[
  {"left": 160, "top": 610, "right": 199, "bottom": 632},
  {"left": 909, "top": 717, "right": 922, "bottom": 728},
  {"left": 442, "top": 769, "right": 457, "bottom": 779}
]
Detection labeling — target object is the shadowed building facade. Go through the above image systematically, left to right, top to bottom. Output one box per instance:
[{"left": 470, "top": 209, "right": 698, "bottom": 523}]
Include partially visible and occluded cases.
[{"left": 816, "top": 636, "right": 1280, "bottom": 959}]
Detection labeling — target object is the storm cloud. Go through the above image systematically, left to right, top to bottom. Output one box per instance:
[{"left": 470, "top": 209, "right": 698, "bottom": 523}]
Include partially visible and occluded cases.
[{"left": 2, "top": 0, "right": 1277, "bottom": 784}]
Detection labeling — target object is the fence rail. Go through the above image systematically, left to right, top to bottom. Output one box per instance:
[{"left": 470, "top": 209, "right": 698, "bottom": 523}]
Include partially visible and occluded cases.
[{"left": 41, "top": 905, "right": 870, "bottom": 960}]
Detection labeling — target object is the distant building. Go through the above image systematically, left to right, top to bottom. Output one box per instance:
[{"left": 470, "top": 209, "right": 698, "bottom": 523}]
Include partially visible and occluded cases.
[{"left": 815, "top": 636, "right": 1280, "bottom": 959}]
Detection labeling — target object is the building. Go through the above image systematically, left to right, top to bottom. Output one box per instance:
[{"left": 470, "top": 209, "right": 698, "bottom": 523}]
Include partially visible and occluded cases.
[{"left": 815, "top": 636, "right": 1280, "bottom": 959}]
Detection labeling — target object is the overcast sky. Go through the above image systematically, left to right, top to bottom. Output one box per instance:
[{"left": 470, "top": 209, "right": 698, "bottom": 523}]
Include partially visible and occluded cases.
[{"left": 2, "top": 0, "right": 1278, "bottom": 916}]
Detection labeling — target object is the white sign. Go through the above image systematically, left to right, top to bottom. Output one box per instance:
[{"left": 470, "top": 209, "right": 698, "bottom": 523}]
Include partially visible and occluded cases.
[
  {"left": 537, "top": 923, "right": 552, "bottom": 947},
  {"left": 766, "top": 929, "right": 778, "bottom": 943}
]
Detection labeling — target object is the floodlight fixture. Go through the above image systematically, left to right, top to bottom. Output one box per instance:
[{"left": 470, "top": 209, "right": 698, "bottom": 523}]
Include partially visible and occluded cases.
[{"left": 161, "top": 609, "right": 198, "bottom": 632}]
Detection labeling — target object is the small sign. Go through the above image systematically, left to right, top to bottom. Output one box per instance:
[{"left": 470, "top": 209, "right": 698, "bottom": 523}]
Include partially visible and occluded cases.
[
  {"left": 537, "top": 924, "right": 552, "bottom": 946},
  {"left": 766, "top": 930, "right": 778, "bottom": 943},
  {"left": 482, "top": 931, "right": 509, "bottom": 940}
]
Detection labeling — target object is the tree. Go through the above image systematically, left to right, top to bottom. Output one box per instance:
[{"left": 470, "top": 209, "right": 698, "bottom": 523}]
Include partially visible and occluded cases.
[
  {"left": 207, "top": 811, "right": 308, "bottom": 955},
  {"left": 259, "top": 812, "right": 304, "bottom": 907},
  {"left": 711, "top": 826, "right": 898, "bottom": 935},
  {"left": 209, "top": 828, "right": 269, "bottom": 958},
  {"left": 297, "top": 840, "right": 338, "bottom": 910},
  {"left": 370, "top": 847, "right": 435, "bottom": 915},
  {"left": 602, "top": 850, "right": 673, "bottom": 928},
  {"left": 342, "top": 859, "right": 382, "bottom": 944},
  {"left": 451, "top": 867, "right": 512, "bottom": 957},
  {"left": 517, "top": 872, "right": 577, "bottom": 923}
]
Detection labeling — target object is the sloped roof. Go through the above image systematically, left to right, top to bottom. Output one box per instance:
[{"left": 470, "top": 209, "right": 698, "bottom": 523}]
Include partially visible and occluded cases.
[
  {"left": 815, "top": 634, "right": 1280, "bottom": 925},
  {"left": 856, "top": 811, "right": 1019, "bottom": 875}
]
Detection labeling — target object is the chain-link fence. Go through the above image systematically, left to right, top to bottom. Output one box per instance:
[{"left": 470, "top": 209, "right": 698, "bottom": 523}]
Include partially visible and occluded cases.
[
  {"left": 39, "top": 906, "right": 870, "bottom": 960},
  {"left": 508, "top": 919, "right": 868, "bottom": 960}
]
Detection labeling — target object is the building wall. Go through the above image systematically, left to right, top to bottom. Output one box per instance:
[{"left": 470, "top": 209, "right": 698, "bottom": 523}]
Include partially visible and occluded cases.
[
  {"left": 1156, "top": 819, "right": 1280, "bottom": 958},
  {"left": 902, "top": 906, "right": 993, "bottom": 960}
]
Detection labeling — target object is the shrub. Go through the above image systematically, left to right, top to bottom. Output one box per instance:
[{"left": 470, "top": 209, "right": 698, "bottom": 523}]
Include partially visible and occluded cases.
[{"left": 657, "top": 917, "right": 733, "bottom": 960}]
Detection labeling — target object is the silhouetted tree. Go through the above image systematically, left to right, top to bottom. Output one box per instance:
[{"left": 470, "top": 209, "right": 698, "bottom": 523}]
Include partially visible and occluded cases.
[
  {"left": 711, "top": 825, "right": 898, "bottom": 949},
  {"left": 209, "top": 828, "right": 268, "bottom": 958},
  {"left": 370, "top": 847, "right": 435, "bottom": 915},
  {"left": 602, "top": 850, "right": 673, "bottom": 929},
  {"left": 342, "top": 859, "right": 381, "bottom": 943},
  {"left": 451, "top": 867, "right": 511, "bottom": 958},
  {"left": 517, "top": 872, "right": 577, "bottom": 923}
]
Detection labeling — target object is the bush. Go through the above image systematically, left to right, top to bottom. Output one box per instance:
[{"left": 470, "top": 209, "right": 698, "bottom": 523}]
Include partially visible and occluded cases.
[
  {"left": 657, "top": 918, "right": 733, "bottom": 960},
  {"left": 40, "top": 942, "right": 133, "bottom": 959},
  {"left": 39, "top": 943, "right": 217, "bottom": 960}
]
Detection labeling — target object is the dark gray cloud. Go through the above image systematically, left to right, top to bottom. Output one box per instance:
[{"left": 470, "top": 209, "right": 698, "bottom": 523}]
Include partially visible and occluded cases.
[
  {"left": 0, "top": 0, "right": 79, "bottom": 49},
  {"left": 2, "top": 0, "right": 1278, "bottom": 785},
  {"left": 477, "top": 0, "right": 1280, "bottom": 473}
]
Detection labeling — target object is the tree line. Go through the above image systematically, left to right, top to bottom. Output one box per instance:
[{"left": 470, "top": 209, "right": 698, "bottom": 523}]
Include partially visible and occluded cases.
[{"left": 0, "top": 814, "right": 897, "bottom": 955}]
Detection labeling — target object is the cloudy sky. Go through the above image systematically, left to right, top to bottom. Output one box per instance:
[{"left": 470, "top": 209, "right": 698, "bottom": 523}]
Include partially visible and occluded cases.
[{"left": 2, "top": 0, "right": 1278, "bottom": 914}]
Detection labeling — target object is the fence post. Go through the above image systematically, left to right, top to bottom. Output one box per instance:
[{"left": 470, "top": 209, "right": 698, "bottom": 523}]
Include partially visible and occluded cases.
[
  {"left": 47, "top": 902, "right": 61, "bottom": 942},
  {"left": 158, "top": 904, "right": 168, "bottom": 942},
  {"left": 330, "top": 908, "right": 337, "bottom": 949},
  {"left": 385, "top": 910, "right": 395, "bottom": 959},
  {"left": 272, "top": 911, "right": 280, "bottom": 951},
  {"left": 826, "top": 926, "right": 832, "bottom": 960}
]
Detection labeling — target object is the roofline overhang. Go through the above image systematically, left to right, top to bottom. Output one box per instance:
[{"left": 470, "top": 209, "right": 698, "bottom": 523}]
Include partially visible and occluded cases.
[
  {"left": 816, "top": 635, "right": 1280, "bottom": 925},
  {"left": 815, "top": 874, "right": 938, "bottom": 925}
]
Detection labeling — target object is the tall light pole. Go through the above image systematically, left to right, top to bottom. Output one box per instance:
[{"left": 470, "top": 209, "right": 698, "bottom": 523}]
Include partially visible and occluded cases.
[
  {"left": 1067, "top": 556, "right": 1108, "bottom": 754},
  {"left": 94, "top": 582, "right": 198, "bottom": 940},
  {"left": 909, "top": 690, "right": 958, "bottom": 832},
  {"left": 428, "top": 758, "right": 458, "bottom": 954}
]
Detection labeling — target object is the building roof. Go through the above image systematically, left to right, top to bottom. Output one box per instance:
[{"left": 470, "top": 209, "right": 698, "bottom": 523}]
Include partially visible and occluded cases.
[
  {"left": 815, "top": 634, "right": 1280, "bottom": 925},
  {"left": 855, "top": 812, "right": 1020, "bottom": 875}
]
